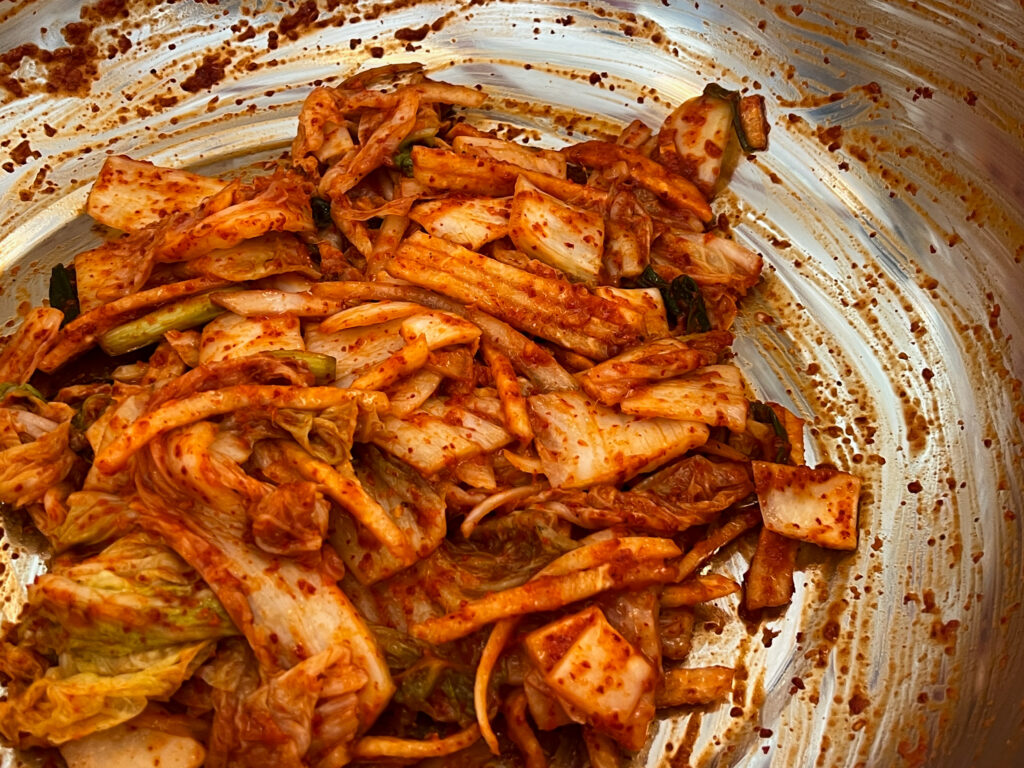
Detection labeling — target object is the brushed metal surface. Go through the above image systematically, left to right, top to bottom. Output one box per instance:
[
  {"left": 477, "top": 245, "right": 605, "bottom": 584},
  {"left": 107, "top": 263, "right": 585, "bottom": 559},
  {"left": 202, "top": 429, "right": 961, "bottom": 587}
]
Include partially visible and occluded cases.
[{"left": 0, "top": 2, "right": 1020, "bottom": 766}]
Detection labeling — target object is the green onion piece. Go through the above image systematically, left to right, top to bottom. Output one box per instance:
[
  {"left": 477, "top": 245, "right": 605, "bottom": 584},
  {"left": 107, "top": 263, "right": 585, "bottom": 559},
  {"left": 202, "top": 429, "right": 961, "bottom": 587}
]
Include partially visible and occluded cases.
[
  {"left": 393, "top": 118, "right": 439, "bottom": 179},
  {"left": 393, "top": 147, "right": 415, "bottom": 177},
  {"left": 311, "top": 197, "right": 332, "bottom": 229},
  {"left": 48, "top": 263, "right": 80, "bottom": 325},
  {"left": 98, "top": 292, "right": 230, "bottom": 357},
  {"left": 263, "top": 350, "right": 337, "bottom": 385},
  {"left": 0, "top": 382, "right": 46, "bottom": 401},
  {"left": 72, "top": 392, "right": 113, "bottom": 432},
  {"left": 750, "top": 401, "right": 792, "bottom": 463},
  {"left": 750, "top": 401, "right": 784, "bottom": 435}
]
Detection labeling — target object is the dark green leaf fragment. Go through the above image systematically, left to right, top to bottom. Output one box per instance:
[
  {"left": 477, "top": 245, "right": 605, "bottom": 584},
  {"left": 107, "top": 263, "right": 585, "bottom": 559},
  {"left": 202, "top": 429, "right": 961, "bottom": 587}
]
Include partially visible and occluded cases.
[
  {"left": 703, "top": 82, "right": 738, "bottom": 103},
  {"left": 702, "top": 83, "right": 769, "bottom": 153},
  {"left": 311, "top": 197, "right": 332, "bottom": 229},
  {"left": 48, "top": 263, "right": 80, "bottom": 325},
  {"left": 638, "top": 264, "right": 669, "bottom": 291},
  {"left": 638, "top": 265, "right": 680, "bottom": 325},
  {"left": 638, "top": 267, "right": 710, "bottom": 331},
  {"left": 668, "top": 274, "right": 712, "bottom": 333},
  {"left": 71, "top": 392, "right": 113, "bottom": 433},
  {"left": 751, "top": 400, "right": 792, "bottom": 463},
  {"left": 750, "top": 401, "right": 785, "bottom": 436},
  {"left": 370, "top": 625, "right": 426, "bottom": 670},
  {"left": 392, "top": 654, "right": 477, "bottom": 725}
]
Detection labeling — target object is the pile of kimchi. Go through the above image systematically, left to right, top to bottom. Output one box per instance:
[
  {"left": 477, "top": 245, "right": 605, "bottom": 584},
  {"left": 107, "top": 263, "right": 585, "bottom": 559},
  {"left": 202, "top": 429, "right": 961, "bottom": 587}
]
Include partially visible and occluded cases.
[{"left": 0, "top": 64, "right": 860, "bottom": 768}]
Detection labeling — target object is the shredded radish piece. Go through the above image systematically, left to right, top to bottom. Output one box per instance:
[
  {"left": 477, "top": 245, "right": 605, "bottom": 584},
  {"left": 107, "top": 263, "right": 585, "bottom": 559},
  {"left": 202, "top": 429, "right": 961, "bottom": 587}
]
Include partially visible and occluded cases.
[
  {"left": 500, "top": 448, "right": 544, "bottom": 474},
  {"left": 460, "top": 481, "right": 549, "bottom": 538},
  {"left": 475, "top": 618, "right": 520, "bottom": 753},
  {"left": 351, "top": 724, "right": 481, "bottom": 759}
]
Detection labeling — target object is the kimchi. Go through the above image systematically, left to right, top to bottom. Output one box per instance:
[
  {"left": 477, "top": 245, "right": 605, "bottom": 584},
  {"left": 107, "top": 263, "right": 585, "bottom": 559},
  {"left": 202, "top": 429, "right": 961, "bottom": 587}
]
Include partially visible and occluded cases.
[{"left": 0, "top": 63, "right": 859, "bottom": 768}]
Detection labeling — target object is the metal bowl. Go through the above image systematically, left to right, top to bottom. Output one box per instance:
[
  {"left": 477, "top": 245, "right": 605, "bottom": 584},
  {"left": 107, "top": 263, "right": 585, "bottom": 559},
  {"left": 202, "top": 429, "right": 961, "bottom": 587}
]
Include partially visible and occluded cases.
[{"left": 1, "top": 1, "right": 1021, "bottom": 766}]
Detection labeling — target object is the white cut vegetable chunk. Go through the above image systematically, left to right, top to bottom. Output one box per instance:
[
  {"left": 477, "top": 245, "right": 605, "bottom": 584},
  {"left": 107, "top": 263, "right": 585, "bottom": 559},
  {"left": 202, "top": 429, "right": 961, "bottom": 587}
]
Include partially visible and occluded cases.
[
  {"left": 657, "top": 94, "right": 734, "bottom": 198},
  {"left": 453, "top": 135, "right": 567, "bottom": 177},
  {"left": 86, "top": 155, "right": 226, "bottom": 233},
  {"left": 509, "top": 176, "right": 605, "bottom": 284},
  {"left": 603, "top": 187, "right": 651, "bottom": 281},
  {"left": 408, "top": 196, "right": 512, "bottom": 250},
  {"left": 652, "top": 231, "right": 762, "bottom": 295},
  {"left": 188, "top": 232, "right": 319, "bottom": 282},
  {"left": 73, "top": 242, "right": 141, "bottom": 313},
  {"left": 593, "top": 286, "right": 669, "bottom": 340},
  {"left": 213, "top": 290, "right": 342, "bottom": 318},
  {"left": 319, "top": 301, "right": 423, "bottom": 334},
  {"left": 0, "top": 307, "right": 63, "bottom": 383},
  {"left": 400, "top": 311, "right": 481, "bottom": 350},
  {"left": 198, "top": 312, "right": 304, "bottom": 364},
  {"left": 305, "top": 318, "right": 406, "bottom": 386},
  {"left": 578, "top": 332, "right": 730, "bottom": 406},
  {"left": 619, "top": 364, "right": 748, "bottom": 431},
  {"left": 388, "top": 370, "right": 444, "bottom": 417},
  {"left": 529, "top": 391, "right": 709, "bottom": 488},
  {"left": 372, "top": 397, "right": 512, "bottom": 475},
  {"left": 751, "top": 461, "right": 861, "bottom": 550},
  {"left": 524, "top": 606, "right": 656, "bottom": 750},
  {"left": 523, "top": 670, "right": 573, "bottom": 731},
  {"left": 60, "top": 721, "right": 205, "bottom": 768}
]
